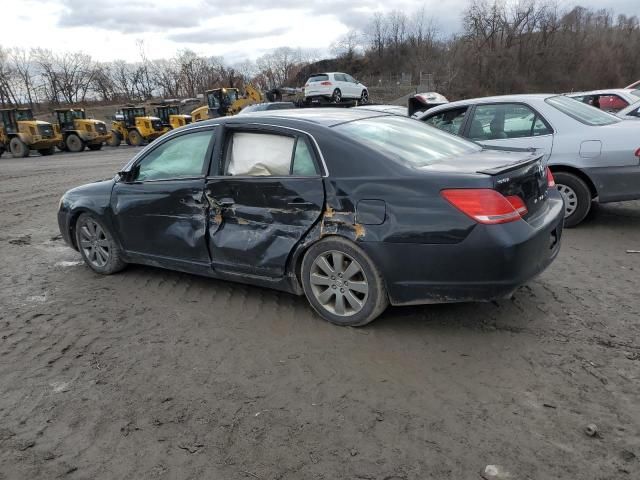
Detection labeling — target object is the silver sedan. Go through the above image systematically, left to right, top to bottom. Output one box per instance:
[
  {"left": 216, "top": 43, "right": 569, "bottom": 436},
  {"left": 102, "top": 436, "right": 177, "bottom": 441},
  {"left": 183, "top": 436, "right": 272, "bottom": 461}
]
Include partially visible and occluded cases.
[{"left": 418, "top": 94, "right": 640, "bottom": 226}]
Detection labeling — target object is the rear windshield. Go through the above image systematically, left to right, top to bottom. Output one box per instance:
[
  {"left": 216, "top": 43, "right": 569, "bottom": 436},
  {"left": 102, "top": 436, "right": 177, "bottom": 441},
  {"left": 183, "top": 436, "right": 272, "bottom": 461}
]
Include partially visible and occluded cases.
[
  {"left": 308, "top": 74, "right": 329, "bottom": 83},
  {"left": 630, "top": 89, "right": 640, "bottom": 99},
  {"left": 546, "top": 96, "right": 620, "bottom": 126},
  {"left": 333, "top": 116, "right": 482, "bottom": 167}
]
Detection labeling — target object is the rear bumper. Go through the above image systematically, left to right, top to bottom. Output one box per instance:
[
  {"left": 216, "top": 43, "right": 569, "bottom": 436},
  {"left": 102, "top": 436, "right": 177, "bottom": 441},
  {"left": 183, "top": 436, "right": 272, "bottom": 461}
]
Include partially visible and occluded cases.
[{"left": 361, "top": 193, "right": 565, "bottom": 306}]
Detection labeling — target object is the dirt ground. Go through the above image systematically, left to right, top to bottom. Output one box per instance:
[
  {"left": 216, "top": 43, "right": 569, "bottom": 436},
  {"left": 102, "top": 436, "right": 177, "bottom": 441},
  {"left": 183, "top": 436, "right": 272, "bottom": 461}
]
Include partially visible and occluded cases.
[{"left": 0, "top": 148, "right": 638, "bottom": 480}]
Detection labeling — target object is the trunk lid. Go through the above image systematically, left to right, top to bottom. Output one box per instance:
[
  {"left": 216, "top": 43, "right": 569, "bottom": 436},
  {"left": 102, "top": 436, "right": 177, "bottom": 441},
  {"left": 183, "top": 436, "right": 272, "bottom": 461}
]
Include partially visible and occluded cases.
[
  {"left": 422, "top": 148, "right": 549, "bottom": 221},
  {"left": 479, "top": 152, "right": 549, "bottom": 221}
]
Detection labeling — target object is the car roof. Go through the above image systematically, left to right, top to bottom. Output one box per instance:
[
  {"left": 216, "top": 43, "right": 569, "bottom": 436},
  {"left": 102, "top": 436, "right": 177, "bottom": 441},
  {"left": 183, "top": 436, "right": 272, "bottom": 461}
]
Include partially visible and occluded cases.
[
  {"left": 568, "top": 88, "right": 637, "bottom": 96},
  {"left": 417, "top": 94, "right": 555, "bottom": 116},
  {"left": 354, "top": 105, "right": 407, "bottom": 115},
  {"left": 221, "top": 108, "right": 388, "bottom": 127}
]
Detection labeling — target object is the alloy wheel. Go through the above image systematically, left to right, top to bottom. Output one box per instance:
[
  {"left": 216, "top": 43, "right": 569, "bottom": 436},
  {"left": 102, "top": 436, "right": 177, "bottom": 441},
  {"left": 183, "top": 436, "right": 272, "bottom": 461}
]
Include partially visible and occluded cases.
[
  {"left": 557, "top": 183, "right": 578, "bottom": 217},
  {"left": 78, "top": 218, "right": 110, "bottom": 268},
  {"left": 309, "top": 250, "right": 369, "bottom": 316}
]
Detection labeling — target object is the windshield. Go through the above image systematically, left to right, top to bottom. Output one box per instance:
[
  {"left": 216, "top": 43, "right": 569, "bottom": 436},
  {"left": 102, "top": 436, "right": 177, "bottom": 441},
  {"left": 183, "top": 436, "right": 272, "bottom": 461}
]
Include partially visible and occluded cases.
[
  {"left": 207, "top": 92, "right": 220, "bottom": 109},
  {"left": 547, "top": 96, "right": 620, "bottom": 126},
  {"left": 168, "top": 106, "right": 179, "bottom": 115},
  {"left": 15, "top": 109, "right": 33, "bottom": 121},
  {"left": 71, "top": 110, "right": 85, "bottom": 120},
  {"left": 333, "top": 116, "right": 482, "bottom": 167}
]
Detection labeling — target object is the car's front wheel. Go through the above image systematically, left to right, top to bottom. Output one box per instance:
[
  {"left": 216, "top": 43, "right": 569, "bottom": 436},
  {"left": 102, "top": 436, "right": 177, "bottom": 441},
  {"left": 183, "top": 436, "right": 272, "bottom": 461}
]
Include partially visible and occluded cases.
[
  {"left": 360, "top": 90, "right": 369, "bottom": 104},
  {"left": 553, "top": 171, "right": 591, "bottom": 227},
  {"left": 75, "top": 213, "right": 126, "bottom": 275},
  {"left": 301, "top": 237, "right": 388, "bottom": 326}
]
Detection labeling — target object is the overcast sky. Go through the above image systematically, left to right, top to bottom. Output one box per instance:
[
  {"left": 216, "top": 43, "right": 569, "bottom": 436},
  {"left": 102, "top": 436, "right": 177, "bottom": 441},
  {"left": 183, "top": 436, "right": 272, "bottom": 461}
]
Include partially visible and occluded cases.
[{"left": 4, "top": 0, "right": 639, "bottom": 63}]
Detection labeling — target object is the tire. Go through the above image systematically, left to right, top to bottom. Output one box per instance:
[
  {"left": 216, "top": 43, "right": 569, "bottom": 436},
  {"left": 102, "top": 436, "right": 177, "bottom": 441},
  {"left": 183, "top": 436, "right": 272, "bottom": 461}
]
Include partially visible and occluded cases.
[
  {"left": 332, "top": 89, "right": 342, "bottom": 104},
  {"left": 360, "top": 90, "right": 369, "bottom": 104},
  {"left": 127, "top": 129, "right": 143, "bottom": 146},
  {"left": 107, "top": 131, "right": 121, "bottom": 147},
  {"left": 66, "top": 133, "right": 85, "bottom": 153},
  {"left": 9, "top": 137, "right": 29, "bottom": 158},
  {"left": 56, "top": 142, "right": 68, "bottom": 152},
  {"left": 87, "top": 143, "right": 103, "bottom": 151},
  {"left": 0, "top": 146, "right": 5, "bottom": 158},
  {"left": 39, "top": 146, "right": 55, "bottom": 156},
  {"left": 553, "top": 171, "right": 592, "bottom": 228},
  {"left": 75, "top": 213, "right": 127, "bottom": 275},
  {"left": 301, "top": 237, "right": 388, "bottom": 326}
]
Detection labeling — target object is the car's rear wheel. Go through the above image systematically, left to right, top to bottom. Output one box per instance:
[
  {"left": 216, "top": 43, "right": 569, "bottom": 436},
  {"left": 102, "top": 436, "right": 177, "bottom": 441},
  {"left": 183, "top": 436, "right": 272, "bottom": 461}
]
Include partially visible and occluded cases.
[
  {"left": 332, "top": 89, "right": 342, "bottom": 104},
  {"left": 360, "top": 90, "right": 369, "bottom": 104},
  {"left": 554, "top": 171, "right": 591, "bottom": 227},
  {"left": 75, "top": 213, "right": 126, "bottom": 275},
  {"left": 301, "top": 237, "right": 388, "bottom": 326}
]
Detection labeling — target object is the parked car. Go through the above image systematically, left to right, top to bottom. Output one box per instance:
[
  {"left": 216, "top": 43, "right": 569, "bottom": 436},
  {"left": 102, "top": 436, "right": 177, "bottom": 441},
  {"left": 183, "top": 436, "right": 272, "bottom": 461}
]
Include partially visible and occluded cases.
[
  {"left": 303, "top": 72, "right": 369, "bottom": 104},
  {"left": 568, "top": 89, "right": 640, "bottom": 112},
  {"left": 409, "top": 92, "right": 449, "bottom": 116},
  {"left": 418, "top": 94, "right": 640, "bottom": 227},
  {"left": 617, "top": 100, "right": 640, "bottom": 120},
  {"left": 238, "top": 102, "right": 296, "bottom": 114},
  {"left": 354, "top": 104, "right": 408, "bottom": 116},
  {"left": 58, "top": 109, "right": 563, "bottom": 326}
]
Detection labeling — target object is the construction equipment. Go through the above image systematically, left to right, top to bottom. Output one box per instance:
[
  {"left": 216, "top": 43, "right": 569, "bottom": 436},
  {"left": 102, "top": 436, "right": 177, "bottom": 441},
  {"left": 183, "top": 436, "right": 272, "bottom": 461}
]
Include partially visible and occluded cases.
[
  {"left": 191, "top": 85, "right": 264, "bottom": 121},
  {"left": 155, "top": 104, "right": 191, "bottom": 131},
  {"left": 107, "top": 106, "right": 165, "bottom": 147},
  {"left": 0, "top": 108, "right": 57, "bottom": 158},
  {"left": 52, "top": 108, "right": 110, "bottom": 152}
]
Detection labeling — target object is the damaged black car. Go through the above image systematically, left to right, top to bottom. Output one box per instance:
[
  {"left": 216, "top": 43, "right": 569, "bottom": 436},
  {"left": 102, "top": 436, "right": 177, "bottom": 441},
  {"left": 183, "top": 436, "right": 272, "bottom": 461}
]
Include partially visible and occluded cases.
[{"left": 58, "top": 109, "right": 564, "bottom": 326}]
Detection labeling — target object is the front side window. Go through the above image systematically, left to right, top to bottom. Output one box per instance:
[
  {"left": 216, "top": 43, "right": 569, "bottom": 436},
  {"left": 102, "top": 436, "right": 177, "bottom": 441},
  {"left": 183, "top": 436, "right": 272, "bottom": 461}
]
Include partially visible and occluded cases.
[
  {"left": 547, "top": 96, "right": 620, "bottom": 126},
  {"left": 468, "top": 103, "right": 551, "bottom": 141},
  {"left": 423, "top": 107, "right": 468, "bottom": 135},
  {"left": 334, "top": 116, "right": 481, "bottom": 168},
  {"left": 136, "top": 130, "right": 212, "bottom": 181},
  {"left": 225, "top": 132, "right": 318, "bottom": 176}
]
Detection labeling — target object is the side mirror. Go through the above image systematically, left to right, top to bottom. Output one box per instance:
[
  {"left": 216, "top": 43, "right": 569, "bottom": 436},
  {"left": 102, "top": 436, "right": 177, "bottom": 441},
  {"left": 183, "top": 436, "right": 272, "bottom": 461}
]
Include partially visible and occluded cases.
[{"left": 118, "top": 165, "right": 139, "bottom": 183}]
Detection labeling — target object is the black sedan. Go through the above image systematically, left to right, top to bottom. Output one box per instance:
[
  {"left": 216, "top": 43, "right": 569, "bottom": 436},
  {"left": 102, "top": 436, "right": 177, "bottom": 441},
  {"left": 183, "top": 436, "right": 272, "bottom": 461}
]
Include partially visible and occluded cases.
[{"left": 58, "top": 109, "right": 564, "bottom": 326}]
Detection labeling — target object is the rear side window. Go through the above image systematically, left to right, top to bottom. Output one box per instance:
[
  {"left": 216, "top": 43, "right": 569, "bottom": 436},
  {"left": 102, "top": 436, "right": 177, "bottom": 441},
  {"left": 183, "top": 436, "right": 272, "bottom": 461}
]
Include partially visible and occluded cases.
[
  {"left": 308, "top": 74, "right": 328, "bottom": 83},
  {"left": 334, "top": 74, "right": 347, "bottom": 82},
  {"left": 546, "top": 96, "right": 620, "bottom": 126},
  {"left": 468, "top": 103, "right": 551, "bottom": 141},
  {"left": 424, "top": 107, "right": 468, "bottom": 135},
  {"left": 334, "top": 116, "right": 481, "bottom": 168},
  {"left": 225, "top": 132, "right": 318, "bottom": 176}
]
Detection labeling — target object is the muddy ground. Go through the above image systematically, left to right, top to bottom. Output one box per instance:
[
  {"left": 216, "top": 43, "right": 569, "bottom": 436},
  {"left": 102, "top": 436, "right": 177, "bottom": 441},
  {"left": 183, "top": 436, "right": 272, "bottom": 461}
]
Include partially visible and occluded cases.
[{"left": 0, "top": 148, "right": 638, "bottom": 480}]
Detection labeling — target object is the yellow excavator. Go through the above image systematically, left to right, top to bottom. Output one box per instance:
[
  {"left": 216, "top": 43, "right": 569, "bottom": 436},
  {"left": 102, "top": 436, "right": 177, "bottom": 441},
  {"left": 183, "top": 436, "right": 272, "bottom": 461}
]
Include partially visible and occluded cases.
[
  {"left": 191, "top": 85, "right": 264, "bottom": 121},
  {"left": 155, "top": 104, "right": 191, "bottom": 131},
  {"left": 107, "top": 106, "right": 165, "bottom": 147},
  {"left": 0, "top": 108, "right": 57, "bottom": 158},
  {"left": 52, "top": 108, "right": 110, "bottom": 152}
]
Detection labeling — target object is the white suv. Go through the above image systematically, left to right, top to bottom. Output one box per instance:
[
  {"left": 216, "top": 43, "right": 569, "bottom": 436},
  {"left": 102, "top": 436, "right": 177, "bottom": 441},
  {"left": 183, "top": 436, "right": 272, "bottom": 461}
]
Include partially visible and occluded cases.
[{"left": 304, "top": 72, "right": 369, "bottom": 104}]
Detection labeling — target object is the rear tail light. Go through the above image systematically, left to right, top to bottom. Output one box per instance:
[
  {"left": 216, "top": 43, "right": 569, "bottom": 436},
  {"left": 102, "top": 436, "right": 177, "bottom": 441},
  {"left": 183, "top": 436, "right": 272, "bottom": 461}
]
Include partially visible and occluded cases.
[
  {"left": 320, "top": 81, "right": 332, "bottom": 86},
  {"left": 634, "top": 148, "right": 640, "bottom": 157},
  {"left": 546, "top": 167, "right": 556, "bottom": 187},
  {"left": 441, "top": 189, "right": 527, "bottom": 224}
]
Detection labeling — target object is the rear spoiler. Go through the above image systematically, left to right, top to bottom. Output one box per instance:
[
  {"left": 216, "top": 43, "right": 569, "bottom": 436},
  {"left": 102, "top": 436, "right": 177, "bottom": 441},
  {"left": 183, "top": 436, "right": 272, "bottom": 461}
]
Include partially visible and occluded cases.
[{"left": 477, "top": 154, "right": 544, "bottom": 176}]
